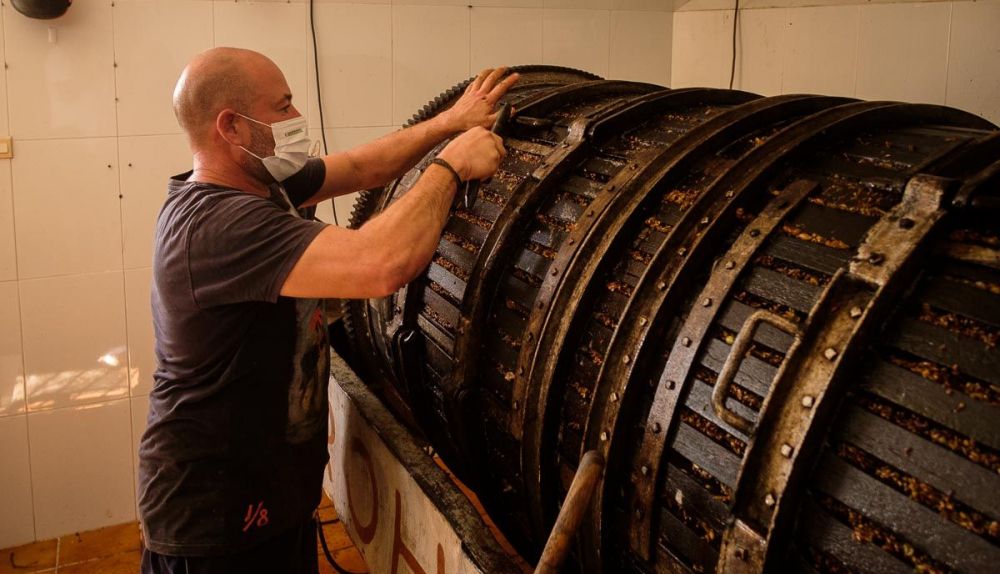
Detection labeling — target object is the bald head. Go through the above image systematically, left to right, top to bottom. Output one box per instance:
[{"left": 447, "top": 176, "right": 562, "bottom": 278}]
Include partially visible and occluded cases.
[{"left": 173, "top": 47, "right": 280, "bottom": 144}]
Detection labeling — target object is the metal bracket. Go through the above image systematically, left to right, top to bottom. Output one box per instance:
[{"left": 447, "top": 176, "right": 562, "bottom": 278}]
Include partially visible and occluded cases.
[{"left": 713, "top": 310, "right": 801, "bottom": 436}]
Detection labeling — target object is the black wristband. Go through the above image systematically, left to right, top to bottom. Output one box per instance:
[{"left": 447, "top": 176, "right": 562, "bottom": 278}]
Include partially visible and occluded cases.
[{"left": 429, "top": 157, "right": 463, "bottom": 189}]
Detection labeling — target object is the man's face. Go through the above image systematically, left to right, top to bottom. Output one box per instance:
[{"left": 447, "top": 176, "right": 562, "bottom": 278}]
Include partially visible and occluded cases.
[{"left": 236, "top": 60, "right": 302, "bottom": 182}]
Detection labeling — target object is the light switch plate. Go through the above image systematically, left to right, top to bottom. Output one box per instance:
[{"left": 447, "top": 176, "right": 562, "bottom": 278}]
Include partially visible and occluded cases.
[{"left": 0, "top": 137, "right": 12, "bottom": 159}]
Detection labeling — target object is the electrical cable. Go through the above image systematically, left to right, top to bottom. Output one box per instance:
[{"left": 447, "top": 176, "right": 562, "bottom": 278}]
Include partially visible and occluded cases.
[
  {"left": 310, "top": 0, "right": 338, "bottom": 226},
  {"left": 729, "top": 0, "right": 740, "bottom": 90},
  {"left": 316, "top": 514, "right": 364, "bottom": 574}
]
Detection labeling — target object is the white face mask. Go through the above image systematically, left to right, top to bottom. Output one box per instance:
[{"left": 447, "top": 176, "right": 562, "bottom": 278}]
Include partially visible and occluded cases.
[{"left": 236, "top": 113, "right": 311, "bottom": 182}]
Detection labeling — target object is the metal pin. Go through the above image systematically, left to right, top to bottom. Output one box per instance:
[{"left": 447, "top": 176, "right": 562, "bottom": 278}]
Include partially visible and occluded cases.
[
  {"left": 702, "top": 297, "right": 713, "bottom": 307},
  {"left": 681, "top": 337, "right": 691, "bottom": 347},
  {"left": 824, "top": 347, "right": 838, "bottom": 361},
  {"left": 665, "top": 380, "right": 676, "bottom": 390},
  {"left": 801, "top": 395, "right": 815, "bottom": 408},
  {"left": 780, "top": 444, "right": 793, "bottom": 458},
  {"left": 764, "top": 493, "right": 776, "bottom": 507}
]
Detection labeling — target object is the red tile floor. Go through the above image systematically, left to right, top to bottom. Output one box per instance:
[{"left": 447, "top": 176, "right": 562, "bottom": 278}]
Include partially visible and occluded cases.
[{"left": 0, "top": 494, "right": 367, "bottom": 574}]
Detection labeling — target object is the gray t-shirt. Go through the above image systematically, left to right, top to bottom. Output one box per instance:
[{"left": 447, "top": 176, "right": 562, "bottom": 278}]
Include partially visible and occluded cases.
[{"left": 139, "top": 160, "right": 332, "bottom": 556}]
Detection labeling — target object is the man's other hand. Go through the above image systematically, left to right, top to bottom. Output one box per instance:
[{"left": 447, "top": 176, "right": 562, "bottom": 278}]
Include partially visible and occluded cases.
[
  {"left": 440, "top": 67, "right": 520, "bottom": 133},
  {"left": 437, "top": 126, "right": 506, "bottom": 183}
]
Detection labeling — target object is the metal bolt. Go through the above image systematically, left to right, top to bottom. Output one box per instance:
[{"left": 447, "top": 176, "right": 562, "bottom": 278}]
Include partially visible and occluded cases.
[
  {"left": 899, "top": 217, "right": 915, "bottom": 229},
  {"left": 868, "top": 252, "right": 885, "bottom": 265},
  {"left": 725, "top": 260, "right": 736, "bottom": 270},
  {"left": 702, "top": 297, "right": 713, "bottom": 307},
  {"left": 849, "top": 306, "right": 863, "bottom": 319},
  {"left": 681, "top": 337, "right": 691, "bottom": 347},
  {"left": 824, "top": 347, "right": 838, "bottom": 361},
  {"left": 623, "top": 354, "right": 631, "bottom": 364},
  {"left": 665, "top": 380, "right": 676, "bottom": 390},
  {"left": 610, "top": 392, "right": 619, "bottom": 403},
  {"left": 801, "top": 395, "right": 815, "bottom": 408},
  {"left": 652, "top": 422, "right": 662, "bottom": 434},
  {"left": 600, "top": 431, "right": 608, "bottom": 441},
  {"left": 780, "top": 443, "right": 793, "bottom": 458},
  {"left": 640, "top": 465, "right": 650, "bottom": 476},
  {"left": 764, "top": 493, "right": 776, "bottom": 507}
]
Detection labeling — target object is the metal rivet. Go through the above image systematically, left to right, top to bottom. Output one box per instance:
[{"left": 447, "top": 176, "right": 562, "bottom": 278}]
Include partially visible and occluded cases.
[
  {"left": 725, "top": 190, "right": 735, "bottom": 198},
  {"left": 588, "top": 209, "right": 595, "bottom": 217},
  {"left": 700, "top": 217, "right": 709, "bottom": 225},
  {"left": 899, "top": 217, "right": 915, "bottom": 229},
  {"left": 750, "top": 229, "right": 760, "bottom": 237},
  {"left": 568, "top": 238, "right": 575, "bottom": 245},
  {"left": 677, "top": 247, "right": 688, "bottom": 256},
  {"left": 868, "top": 252, "right": 885, "bottom": 265},
  {"left": 725, "top": 260, "right": 736, "bottom": 270},
  {"left": 551, "top": 268, "right": 559, "bottom": 276},
  {"left": 657, "top": 281, "right": 666, "bottom": 291},
  {"left": 702, "top": 297, "right": 713, "bottom": 307},
  {"left": 849, "top": 306, "right": 863, "bottom": 319},
  {"left": 639, "top": 316, "right": 648, "bottom": 326},
  {"left": 681, "top": 337, "right": 691, "bottom": 347},
  {"left": 824, "top": 347, "right": 838, "bottom": 361},
  {"left": 623, "top": 354, "right": 631, "bottom": 364},
  {"left": 665, "top": 380, "right": 676, "bottom": 390},
  {"left": 610, "top": 392, "right": 619, "bottom": 402},
  {"left": 801, "top": 395, "right": 815, "bottom": 408},
  {"left": 652, "top": 422, "right": 662, "bottom": 434},
  {"left": 600, "top": 431, "right": 609, "bottom": 442},
  {"left": 780, "top": 443, "right": 793, "bottom": 458},
  {"left": 640, "top": 465, "right": 650, "bottom": 476},
  {"left": 764, "top": 493, "right": 776, "bottom": 507}
]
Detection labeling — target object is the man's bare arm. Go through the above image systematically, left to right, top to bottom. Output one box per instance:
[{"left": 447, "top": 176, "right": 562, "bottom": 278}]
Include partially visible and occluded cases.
[
  {"left": 298, "top": 67, "right": 518, "bottom": 207},
  {"left": 280, "top": 127, "right": 504, "bottom": 299}
]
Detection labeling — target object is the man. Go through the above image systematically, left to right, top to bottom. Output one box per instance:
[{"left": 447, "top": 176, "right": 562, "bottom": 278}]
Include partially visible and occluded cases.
[{"left": 138, "top": 47, "right": 518, "bottom": 573}]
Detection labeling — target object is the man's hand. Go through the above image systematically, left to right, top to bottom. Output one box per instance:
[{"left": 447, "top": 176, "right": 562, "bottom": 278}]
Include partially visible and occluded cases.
[
  {"left": 439, "top": 67, "right": 520, "bottom": 134},
  {"left": 437, "top": 126, "right": 506, "bottom": 183}
]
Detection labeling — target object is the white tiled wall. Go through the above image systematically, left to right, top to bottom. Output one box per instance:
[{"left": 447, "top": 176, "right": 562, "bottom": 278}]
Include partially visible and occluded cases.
[
  {"left": 0, "top": 0, "right": 672, "bottom": 549},
  {"left": 672, "top": 0, "right": 1000, "bottom": 125}
]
